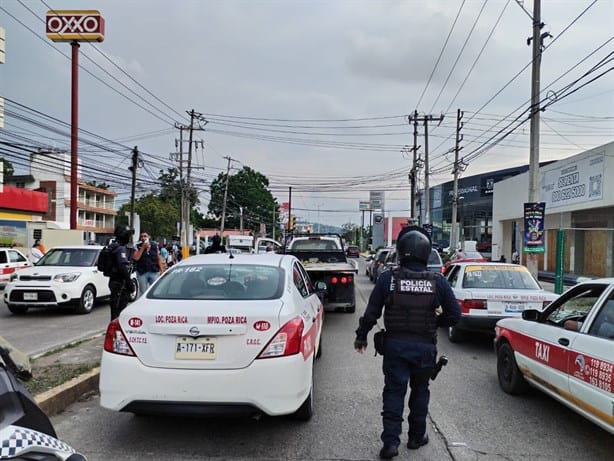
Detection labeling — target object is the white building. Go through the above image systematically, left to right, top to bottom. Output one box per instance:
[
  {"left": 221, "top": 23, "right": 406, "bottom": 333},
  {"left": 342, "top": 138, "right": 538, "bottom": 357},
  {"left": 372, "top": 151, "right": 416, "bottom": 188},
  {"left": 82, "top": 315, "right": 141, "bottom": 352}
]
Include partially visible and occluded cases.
[{"left": 493, "top": 141, "right": 614, "bottom": 278}]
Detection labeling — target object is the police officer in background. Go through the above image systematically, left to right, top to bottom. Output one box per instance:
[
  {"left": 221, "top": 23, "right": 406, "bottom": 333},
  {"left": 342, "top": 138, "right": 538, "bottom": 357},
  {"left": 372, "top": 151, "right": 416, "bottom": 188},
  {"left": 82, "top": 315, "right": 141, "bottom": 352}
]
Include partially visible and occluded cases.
[
  {"left": 108, "top": 225, "right": 134, "bottom": 321},
  {"left": 354, "top": 226, "right": 460, "bottom": 459}
]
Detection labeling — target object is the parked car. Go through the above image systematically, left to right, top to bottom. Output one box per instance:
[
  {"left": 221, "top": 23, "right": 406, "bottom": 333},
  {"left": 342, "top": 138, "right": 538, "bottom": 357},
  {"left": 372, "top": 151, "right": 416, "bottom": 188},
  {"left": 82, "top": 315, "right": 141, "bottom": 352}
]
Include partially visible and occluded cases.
[
  {"left": 3, "top": 245, "right": 138, "bottom": 315},
  {"left": 345, "top": 245, "right": 360, "bottom": 258},
  {"left": 370, "top": 247, "right": 393, "bottom": 282},
  {"left": 0, "top": 248, "right": 32, "bottom": 289},
  {"left": 377, "top": 248, "right": 443, "bottom": 277},
  {"left": 99, "top": 253, "right": 323, "bottom": 420},
  {"left": 364, "top": 254, "right": 374, "bottom": 276},
  {"left": 445, "top": 262, "right": 558, "bottom": 342},
  {"left": 495, "top": 278, "right": 614, "bottom": 434}
]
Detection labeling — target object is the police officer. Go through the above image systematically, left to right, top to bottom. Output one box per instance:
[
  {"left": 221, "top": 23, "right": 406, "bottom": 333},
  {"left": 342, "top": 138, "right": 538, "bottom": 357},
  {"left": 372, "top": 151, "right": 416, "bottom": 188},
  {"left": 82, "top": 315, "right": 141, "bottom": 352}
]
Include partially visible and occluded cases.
[
  {"left": 108, "top": 225, "right": 134, "bottom": 321},
  {"left": 354, "top": 226, "right": 460, "bottom": 459}
]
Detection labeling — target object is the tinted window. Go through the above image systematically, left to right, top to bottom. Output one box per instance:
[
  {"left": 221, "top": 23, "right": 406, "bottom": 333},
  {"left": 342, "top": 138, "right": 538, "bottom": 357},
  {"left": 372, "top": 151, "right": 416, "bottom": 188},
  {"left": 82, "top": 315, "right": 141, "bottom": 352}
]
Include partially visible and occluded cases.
[
  {"left": 428, "top": 249, "right": 442, "bottom": 265},
  {"left": 0, "top": 251, "right": 7, "bottom": 264},
  {"left": 148, "top": 264, "right": 283, "bottom": 300}
]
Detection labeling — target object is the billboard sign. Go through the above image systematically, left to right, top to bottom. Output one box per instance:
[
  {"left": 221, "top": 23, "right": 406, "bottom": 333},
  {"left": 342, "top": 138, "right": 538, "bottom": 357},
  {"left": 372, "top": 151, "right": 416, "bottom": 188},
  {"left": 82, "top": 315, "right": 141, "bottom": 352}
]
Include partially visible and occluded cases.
[
  {"left": 46, "top": 10, "right": 105, "bottom": 42},
  {"left": 540, "top": 151, "right": 604, "bottom": 209},
  {"left": 370, "top": 191, "right": 384, "bottom": 211},
  {"left": 359, "top": 200, "right": 370, "bottom": 211}
]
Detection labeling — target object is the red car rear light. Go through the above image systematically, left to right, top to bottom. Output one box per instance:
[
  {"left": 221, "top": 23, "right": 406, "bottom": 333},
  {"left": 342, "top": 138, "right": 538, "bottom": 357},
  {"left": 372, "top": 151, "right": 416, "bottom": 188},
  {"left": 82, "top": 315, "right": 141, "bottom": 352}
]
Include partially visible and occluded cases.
[
  {"left": 1, "top": 268, "right": 16, "bottom": 275},
  {"left": 331, "top": 276, "right": 353, "bottom": 284},
  {"left": 460, "top": 299, "right": 487, "bottom": 314},
  {"left": 258, "top": 316, "right": 304, "bottom": 359},
  {"left": 103, "top": 319, "right": 136, "bottom": 357}
]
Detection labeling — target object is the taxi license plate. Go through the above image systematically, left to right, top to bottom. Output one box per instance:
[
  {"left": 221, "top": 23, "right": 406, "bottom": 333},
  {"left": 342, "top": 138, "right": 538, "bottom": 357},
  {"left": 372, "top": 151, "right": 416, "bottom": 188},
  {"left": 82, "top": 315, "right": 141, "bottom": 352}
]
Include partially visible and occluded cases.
[
  {"left": 23, "top": 292, "right": 38, "bottom": 301},
  {"left": 504, "top": 302, "right": 524, "bottom": 313},
  {"left": 175, "top": 337, "right": 216, "bottom": 360}
]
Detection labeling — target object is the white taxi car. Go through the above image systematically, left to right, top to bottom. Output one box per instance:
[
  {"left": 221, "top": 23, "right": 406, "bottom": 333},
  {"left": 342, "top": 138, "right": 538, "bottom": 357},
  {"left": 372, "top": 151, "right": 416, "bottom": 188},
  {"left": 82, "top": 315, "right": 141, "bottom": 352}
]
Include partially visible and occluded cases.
[
  {"left": 4, "top": 245, "right": 137, "bottom": 315},
  {"left": 0, "top": 248, "right": 32, "bottom": 288},
  {"left": 99, "top": 253, "right": 324, "bottom": 420},
  {"left": 445, "top": 263, "right": 558, "bottom": 342},
  {"left": 495, "top": 278, "right": 614, "bottom": 434}
]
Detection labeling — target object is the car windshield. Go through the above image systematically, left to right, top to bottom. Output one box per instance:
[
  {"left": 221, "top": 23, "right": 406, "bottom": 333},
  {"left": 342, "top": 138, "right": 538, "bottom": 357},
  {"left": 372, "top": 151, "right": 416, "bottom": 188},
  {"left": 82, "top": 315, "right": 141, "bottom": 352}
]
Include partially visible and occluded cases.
[
  {"left": 290, "top": 239, "right": 339, "bottom": 251},
  {"left": 36, "top": 248, "right": 98, "bottom": 267},
  {"left": 428, "top": 250, "right": 441, "bottom": 265},
  {"left": 458, "top": 251, "right": 484, "bottom": 259},
  {"left": 148, "top": 264, "right": 284, "bottom": 300},
  {"left": 461, "top": 265, "right": 540, "bottom": 290}
]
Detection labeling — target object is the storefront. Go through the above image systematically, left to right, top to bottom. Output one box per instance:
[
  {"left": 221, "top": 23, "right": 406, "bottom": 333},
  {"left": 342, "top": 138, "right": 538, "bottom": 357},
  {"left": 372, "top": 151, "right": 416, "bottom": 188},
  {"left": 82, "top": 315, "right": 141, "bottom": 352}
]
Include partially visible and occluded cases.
[{"left": 492, "top": 141, "right": 614, "bottom": 278}]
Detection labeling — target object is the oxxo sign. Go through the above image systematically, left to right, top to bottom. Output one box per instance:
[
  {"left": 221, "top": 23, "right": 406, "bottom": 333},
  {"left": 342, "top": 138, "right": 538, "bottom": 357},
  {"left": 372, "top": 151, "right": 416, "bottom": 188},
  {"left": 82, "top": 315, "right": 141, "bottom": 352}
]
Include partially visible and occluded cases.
[{"left": 46, "top": 10, "right": 105, "bottom": 42}]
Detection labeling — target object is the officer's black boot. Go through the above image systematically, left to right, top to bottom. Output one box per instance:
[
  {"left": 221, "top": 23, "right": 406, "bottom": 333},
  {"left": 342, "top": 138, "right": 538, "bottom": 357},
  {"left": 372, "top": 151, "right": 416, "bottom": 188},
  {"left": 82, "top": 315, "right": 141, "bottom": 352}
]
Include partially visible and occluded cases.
[{"left": 379, "top": 445, "right": 399, "bottom": 459}]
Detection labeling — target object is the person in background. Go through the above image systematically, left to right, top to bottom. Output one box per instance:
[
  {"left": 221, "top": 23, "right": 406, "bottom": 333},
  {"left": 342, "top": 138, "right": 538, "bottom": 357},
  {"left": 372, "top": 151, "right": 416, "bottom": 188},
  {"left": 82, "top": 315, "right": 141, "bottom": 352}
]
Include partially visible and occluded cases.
[
  {"left": 108, "top": 225, "right": 134, "bottom": 320},
  {"left": 354, "top": 226, "right": 460, "bottom": 460},
  {"left": 133, "top": 232, "right": 165, "bottom": 294},
  {"left": 204, "top": 234, "right": 226, "bottom": 254},
  {"left": 29, "top": 240, "right": 45, "bottom": 264},
  {"left": 159, "top": 245, "right": 169, "bottom": 271},
  {"left": 511, "top": 249, "right": 520, "bottom": 264}
]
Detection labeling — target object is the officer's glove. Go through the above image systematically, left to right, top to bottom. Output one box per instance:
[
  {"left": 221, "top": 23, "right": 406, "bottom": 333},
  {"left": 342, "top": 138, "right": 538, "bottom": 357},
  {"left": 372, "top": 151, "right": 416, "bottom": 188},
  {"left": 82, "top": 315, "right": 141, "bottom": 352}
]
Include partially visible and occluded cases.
[{"left": 354, "top": 338, "right": 368, "bottom": 353}]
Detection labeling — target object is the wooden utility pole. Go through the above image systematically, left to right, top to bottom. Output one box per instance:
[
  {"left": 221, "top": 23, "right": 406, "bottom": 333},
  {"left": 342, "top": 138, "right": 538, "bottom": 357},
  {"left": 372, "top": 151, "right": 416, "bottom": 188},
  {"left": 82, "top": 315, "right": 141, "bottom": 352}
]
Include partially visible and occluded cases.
[
  {"left": 407, "top": 112, "right": 442, "bottom": 226},
  {"left": 220, "top": 155, "right": 233, "bottom": 237}
]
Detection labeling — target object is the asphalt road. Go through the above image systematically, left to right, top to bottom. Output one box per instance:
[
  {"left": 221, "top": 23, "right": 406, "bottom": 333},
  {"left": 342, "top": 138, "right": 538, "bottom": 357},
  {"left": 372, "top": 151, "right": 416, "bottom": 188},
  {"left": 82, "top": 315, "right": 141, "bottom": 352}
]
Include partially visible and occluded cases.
[
  {"left": 2, "top": 260, "right": 612, "bottom": 459},
  {"left": 0, "top": 295, "right": 109, "bottom": 356}
]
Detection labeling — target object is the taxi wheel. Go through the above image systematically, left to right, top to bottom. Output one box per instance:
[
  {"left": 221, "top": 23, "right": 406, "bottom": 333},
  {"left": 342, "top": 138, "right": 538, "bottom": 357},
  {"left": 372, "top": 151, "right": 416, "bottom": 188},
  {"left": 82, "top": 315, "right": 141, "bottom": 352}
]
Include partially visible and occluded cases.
[
  {"left": 128, "top": 278, "right": 139, "bottom": 302},
  {"left": 74, "top": 285, "right": 96, "bottom": 315},
  {"left": 7, "top": 304, "right": 28, "bottom": 315},
  {"left": 448, "top": 325, "right": 465, "bottom": 343},
  {"left": 497, "top": 343, "right": 529, "bottom": 395},
  {"left": 293, "top": 363, "right": 314, "bottom": 421}
]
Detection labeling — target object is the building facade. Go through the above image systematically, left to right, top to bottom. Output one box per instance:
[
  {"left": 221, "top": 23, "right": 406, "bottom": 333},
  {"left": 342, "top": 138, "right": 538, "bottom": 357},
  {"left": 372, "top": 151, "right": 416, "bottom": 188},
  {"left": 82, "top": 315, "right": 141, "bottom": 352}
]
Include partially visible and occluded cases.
[
  {"left": 493, "top": 141, "right": 614, "bottom": 278},
  {"left": 6, "top": 150, "right": 116, "bottom": 236}
]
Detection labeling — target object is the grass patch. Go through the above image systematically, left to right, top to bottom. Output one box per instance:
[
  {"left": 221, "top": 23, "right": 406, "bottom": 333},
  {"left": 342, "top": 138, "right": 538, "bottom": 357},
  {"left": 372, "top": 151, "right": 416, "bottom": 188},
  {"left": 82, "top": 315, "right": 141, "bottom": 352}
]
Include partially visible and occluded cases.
[{"left": 24, "top": 361, "right": 99, "bottom": 396}]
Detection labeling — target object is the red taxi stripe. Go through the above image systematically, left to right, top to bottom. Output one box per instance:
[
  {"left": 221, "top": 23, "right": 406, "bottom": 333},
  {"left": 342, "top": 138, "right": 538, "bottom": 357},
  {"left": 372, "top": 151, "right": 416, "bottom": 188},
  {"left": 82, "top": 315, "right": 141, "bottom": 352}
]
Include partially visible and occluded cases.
[{"left": 301, "top": 306, "right": 323, "bottom": 361}]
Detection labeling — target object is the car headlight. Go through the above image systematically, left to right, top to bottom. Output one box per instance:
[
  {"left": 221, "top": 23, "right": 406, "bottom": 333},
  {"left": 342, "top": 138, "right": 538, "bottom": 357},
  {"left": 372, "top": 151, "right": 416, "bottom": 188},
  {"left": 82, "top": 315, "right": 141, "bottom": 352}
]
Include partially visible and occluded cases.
[{"left": 53, "top": 273, "right": 81, "bottom": 283}]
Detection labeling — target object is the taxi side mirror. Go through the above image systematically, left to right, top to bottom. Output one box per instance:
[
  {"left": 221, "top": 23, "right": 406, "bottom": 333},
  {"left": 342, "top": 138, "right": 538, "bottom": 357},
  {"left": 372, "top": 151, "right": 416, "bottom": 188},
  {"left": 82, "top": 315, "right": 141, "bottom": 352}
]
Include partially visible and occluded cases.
[{"left": 522, "top": 309, "right": 540, "bottom": 322}]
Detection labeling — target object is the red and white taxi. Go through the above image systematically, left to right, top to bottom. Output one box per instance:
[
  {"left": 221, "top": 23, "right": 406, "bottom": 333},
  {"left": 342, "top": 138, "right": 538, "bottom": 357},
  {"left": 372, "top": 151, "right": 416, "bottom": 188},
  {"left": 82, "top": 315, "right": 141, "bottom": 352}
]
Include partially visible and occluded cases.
[
  {"left": 99, "top": 253, "right": 324, "bottom": 420},
  {"left": 445, "top": 263, "right": 558, "bottom": 342},
  {"left": 495, "top": 279, "right": 614, "bottom": 434}
]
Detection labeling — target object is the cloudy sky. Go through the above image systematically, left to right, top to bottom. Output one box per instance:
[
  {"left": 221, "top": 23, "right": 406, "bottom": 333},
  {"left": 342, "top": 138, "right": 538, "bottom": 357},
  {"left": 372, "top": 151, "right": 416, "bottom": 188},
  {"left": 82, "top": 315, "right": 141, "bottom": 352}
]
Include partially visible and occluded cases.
[{"left": 1, "top": 0, "right": 613, "bottom": 227}]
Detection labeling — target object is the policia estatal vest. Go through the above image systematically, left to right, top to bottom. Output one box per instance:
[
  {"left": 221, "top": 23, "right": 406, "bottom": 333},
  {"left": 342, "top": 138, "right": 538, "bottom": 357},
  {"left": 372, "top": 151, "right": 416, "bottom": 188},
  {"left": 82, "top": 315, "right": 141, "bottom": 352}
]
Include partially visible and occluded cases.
[{"left": 354, "top": 226, "right": 460, "bottom": 460}]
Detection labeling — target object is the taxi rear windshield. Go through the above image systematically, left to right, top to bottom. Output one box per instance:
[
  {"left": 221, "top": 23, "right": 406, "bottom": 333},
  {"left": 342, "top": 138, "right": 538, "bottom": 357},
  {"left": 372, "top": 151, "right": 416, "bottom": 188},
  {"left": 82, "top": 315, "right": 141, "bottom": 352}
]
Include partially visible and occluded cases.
[
  {"left": 147, "top": 264, "right": 284, "bottom": 300},
  {"left": 462, "top": 266, "right": 541, "bottom": 290}
]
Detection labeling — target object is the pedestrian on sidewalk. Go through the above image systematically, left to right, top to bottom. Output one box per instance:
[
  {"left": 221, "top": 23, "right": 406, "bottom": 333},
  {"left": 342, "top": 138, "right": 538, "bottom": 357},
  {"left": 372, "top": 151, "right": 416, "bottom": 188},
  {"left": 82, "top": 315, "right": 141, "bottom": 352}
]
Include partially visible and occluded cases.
[
  {"left": 133, "top": 231, "right": 165, "bottom": 294},
  {"left": 29, "top": 239, "right": 45, "bottom": 264}
]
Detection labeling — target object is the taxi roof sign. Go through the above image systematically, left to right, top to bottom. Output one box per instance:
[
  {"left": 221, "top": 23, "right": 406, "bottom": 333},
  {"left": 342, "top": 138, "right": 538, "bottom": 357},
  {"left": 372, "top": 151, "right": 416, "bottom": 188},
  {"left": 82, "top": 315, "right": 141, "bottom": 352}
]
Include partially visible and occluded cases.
[{"left": 46, "top": 10, "right": 105, "bottom": 42}]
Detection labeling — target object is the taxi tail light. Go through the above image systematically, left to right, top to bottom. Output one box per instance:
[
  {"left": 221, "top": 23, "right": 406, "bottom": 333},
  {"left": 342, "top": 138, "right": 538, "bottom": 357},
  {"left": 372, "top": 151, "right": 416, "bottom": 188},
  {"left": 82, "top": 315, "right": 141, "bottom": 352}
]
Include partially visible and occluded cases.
[
  {"left": 1, "top": 268, "right": 15, "bottom": 275},
  {"left": 460, "top": 299, "right": 487, "bottom": 314},
  {"left": 258, "top": 316, "right": 304, "bottom": 359},
  {"left": 103, "top": 319, "right": 136, "bottom": 357}
]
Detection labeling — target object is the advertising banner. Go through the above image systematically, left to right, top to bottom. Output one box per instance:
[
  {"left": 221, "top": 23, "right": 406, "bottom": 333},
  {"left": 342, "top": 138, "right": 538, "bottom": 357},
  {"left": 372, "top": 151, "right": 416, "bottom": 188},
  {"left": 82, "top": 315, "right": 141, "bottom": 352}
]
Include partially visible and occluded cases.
[
  {"left": 540, "top": 151, "right": 604, "bottom": 209},
  {"left": 523, "top": 202, "right": 545, "bottom": 253},
  {"left": 0, "top": 220, "right": 27, "bottom": 248}
]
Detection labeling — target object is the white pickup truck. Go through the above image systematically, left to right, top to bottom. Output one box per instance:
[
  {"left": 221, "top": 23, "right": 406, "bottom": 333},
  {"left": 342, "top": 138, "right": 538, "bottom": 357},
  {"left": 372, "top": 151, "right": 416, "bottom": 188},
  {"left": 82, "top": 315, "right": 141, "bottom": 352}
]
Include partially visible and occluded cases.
[{"left": 285, "top": 234, "right": 358, "bottom": 313}]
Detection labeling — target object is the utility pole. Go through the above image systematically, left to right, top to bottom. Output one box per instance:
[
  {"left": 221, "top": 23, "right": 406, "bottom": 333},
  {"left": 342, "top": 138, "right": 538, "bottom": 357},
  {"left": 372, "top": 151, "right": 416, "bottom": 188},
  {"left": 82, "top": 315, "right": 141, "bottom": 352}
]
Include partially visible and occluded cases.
[
  {"left": 526, "top": 0, "right": 550, "bottom": 277},
  {"left": 176, "top": 109, "right": 207, "bottom": 259},
  {"left": 450, "top": 109, "right": 465, "bottom": 253},
  {"left": 407, "top": 110, "right": 421, "bottom": 219},
  {"left": 407, "top": 113, "right": 443, "bottom": 226},
  {"left": 128, "top": 146, "right": 139, "bottom": 237},
  {"left": 220, "top": 155, "right": 233, "bottom": 237}
]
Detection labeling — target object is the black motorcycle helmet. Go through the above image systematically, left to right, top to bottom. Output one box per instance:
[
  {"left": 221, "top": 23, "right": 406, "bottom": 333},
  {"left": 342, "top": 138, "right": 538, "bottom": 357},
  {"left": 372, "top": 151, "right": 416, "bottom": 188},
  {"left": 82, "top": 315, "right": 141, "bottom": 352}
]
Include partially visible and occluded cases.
[
  {"left": 114, "top": 225, "right": 134, "bottom": 244},
  {"left": 396, "top": 226, "right": 432, "bottom": 265}
]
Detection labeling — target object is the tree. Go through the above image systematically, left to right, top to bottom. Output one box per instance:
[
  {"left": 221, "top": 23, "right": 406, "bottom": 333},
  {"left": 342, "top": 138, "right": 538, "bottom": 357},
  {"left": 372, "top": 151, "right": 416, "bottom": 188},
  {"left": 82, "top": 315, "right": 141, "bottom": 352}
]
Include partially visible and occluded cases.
[
  {"left": 1, "top": 158, "right": 14, "bottom": 180},
  {"left": 208, "top": 166, "right": 278, "bottom": 235},
  {"left": 86, "top": 180, "right": 109, "bottom": 189},
  {"left": 117, "top": 194, "right": 180, "bottom": 239},
  {"left": 341, "top": 222, "right": 359, "bottom": 244}
]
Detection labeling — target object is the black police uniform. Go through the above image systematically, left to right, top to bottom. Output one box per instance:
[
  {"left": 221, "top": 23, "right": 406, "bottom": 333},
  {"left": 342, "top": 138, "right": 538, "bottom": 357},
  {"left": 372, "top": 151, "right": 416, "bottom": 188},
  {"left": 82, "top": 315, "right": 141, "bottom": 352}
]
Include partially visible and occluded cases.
[
  {"left": 108, "top": 240, "right": 133, "bottom": 321},
  {"left": 355, "top": 255, "right": 460, "bottom": 455}
]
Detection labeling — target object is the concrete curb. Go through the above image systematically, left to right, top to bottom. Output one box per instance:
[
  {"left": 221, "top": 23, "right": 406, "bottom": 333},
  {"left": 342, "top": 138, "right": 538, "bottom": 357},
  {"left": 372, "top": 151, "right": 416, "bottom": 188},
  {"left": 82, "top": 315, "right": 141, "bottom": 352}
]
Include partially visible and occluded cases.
[{"left": 35, "top": 367, "right": 100, "bottom": 417}]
